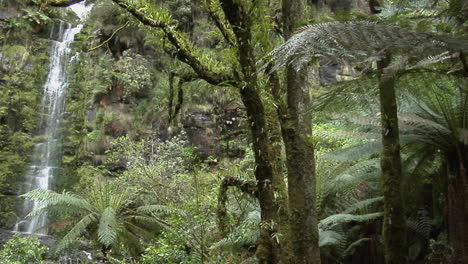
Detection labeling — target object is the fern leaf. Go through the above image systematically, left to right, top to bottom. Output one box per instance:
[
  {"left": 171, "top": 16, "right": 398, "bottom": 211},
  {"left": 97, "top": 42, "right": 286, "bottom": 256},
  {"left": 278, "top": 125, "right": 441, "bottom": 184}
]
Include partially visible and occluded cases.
[
  {"left": 22, "top": 189, "right": 93, "bottom": 213},
  {"left": 343, "top": 196, "right": 384, "bottom": 214},
  {"left": 136, "top": 205, "right": 187, "bottom": 217},
  {"left": 98, "top": 207, "right": 118, "bottom": 247},
  {"left": 319, "top": 212, "right": 383, "bottom": 229},
  {"left": 56, "top": 213, "right": 97, "bottom": 252}
]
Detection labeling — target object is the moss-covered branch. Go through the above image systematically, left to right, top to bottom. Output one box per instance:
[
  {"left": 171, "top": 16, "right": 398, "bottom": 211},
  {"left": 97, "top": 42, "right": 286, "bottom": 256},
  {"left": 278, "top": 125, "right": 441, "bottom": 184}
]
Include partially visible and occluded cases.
[
  {"left": 110, "top": 0, "right": 234, "bottom": 86},
  {"left": 204, "top": 0, "right": 235, "bottom": 46},
  {"left": 217, "top": 177, "right": 257, "bottom": 235}
]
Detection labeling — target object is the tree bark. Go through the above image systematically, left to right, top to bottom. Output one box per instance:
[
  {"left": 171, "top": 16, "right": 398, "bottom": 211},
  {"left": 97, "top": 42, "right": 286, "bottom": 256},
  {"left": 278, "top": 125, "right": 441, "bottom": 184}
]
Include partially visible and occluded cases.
[
  {"left": 281, "top": 0, "right": 321, "bottom": 263},
  {"left": 219, "top": 1, "right": 281, "bottom": 263},
  {"left": 377, "top": 56, "right": 408, "bottom": 264},
  {"left": 265, "top": 74, "right": 292, "bottom": 263},
  {"left": 446, "top": 147, "right": 468, "bottom": 263}
]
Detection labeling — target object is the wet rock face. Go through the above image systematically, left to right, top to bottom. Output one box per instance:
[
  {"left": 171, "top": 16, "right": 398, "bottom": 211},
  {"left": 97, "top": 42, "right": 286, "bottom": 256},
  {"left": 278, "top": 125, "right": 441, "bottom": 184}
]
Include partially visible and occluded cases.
[
  {"left": 0, "top": 7, "right": 20, "bottom": 20},
  {"left": 182, "top": 103, "right": 246, "bottom": 159},
  {"left": 184, "top": 110, "right": 220, "bottom": 158}
]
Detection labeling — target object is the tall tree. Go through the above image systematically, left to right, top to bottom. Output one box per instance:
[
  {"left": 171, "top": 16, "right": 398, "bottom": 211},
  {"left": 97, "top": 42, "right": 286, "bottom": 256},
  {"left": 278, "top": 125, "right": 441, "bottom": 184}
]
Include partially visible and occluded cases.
[
  {"left": 281, "top": 0, "right": 321, "bottom": 263},
  {"left": 263, "top": 21, "right": 468, "bottom": 263},
  {"left": 377, "top": 55, "right": 408, "bottom": 264}
]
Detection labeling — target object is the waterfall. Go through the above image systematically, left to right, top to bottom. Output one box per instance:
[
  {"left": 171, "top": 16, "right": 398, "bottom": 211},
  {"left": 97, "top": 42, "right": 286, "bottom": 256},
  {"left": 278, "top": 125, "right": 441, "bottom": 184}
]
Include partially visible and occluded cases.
[{"left": 13, "top": 22, "right": 83, "bottom": 235}]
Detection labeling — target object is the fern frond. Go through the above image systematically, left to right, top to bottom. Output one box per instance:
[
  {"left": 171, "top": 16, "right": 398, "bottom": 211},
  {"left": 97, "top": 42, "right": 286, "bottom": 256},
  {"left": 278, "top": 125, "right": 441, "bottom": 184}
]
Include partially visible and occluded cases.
[
  {"left": 260, "top": 21, "right": 467, "bottom": 73},
  {"left": 321, "top": 142, "right": 381, "bottom": 161},
  {"left": 22, "top": 189, "right": 93, "bottom": 213},
  {"left": 343, "top": 196, "right": 384, "bottom": 214},
  {"left": 136, "top": 205, "right": 187, "bottom": 217},
  {"left": 98, "top": 207, "right": 118, "bottom": 247},
  {"left": 407, "top": 208, "right": 432, "bottom": 239},
  {"left": 210, "top": 209, "right": 260, "bottom": 250},
  {"left": 319, "top": 212, "right": 383, "bottom": 229},
  {"left": 56, "top": 213, "right": 98, "bottom": 252},
  {"left": 319, "top": 230, "right": 345, "bottom": 248},
  {"left": 342, "top": 237, "right": 371, "bottom": 258}
]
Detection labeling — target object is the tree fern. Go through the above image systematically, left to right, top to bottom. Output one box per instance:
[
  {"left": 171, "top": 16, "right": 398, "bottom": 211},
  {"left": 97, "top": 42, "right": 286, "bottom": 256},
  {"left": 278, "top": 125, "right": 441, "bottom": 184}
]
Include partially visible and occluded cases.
[
  {"left": 261, "top": 21, "right": 467, "bottom": 74},
  {"left": 22, "top": 182, "right": 165, "bottom": 255}
]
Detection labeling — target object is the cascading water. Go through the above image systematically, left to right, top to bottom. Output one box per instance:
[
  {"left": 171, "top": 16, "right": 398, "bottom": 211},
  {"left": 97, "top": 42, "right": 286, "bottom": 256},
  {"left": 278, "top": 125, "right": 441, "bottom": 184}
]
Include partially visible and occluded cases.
[{"left": 13, "top": 22, "right": 83, "bottom": 235}]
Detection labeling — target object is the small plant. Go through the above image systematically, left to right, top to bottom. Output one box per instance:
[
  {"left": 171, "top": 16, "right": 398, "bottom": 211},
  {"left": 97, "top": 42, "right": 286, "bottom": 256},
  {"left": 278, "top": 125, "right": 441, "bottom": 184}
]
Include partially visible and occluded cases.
[
  {"left": 0, "top": 234, "right": 47, "bottom": 264},
  {"left": 426, "top": 235, "right": 455, "bottom": 263}
]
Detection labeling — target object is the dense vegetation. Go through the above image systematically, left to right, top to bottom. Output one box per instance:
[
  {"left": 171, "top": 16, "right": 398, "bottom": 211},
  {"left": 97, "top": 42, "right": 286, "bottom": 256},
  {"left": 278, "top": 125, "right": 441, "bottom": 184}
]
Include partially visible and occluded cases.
[{"left": 0, "top": 0, "right": 467, "bottom": 263}]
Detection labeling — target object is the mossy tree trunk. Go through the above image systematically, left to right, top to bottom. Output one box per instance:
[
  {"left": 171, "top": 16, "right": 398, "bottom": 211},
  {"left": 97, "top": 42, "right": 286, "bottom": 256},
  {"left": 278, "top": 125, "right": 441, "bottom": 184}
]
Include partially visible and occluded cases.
[
  {"left": 219, "top": 0, "right": 281, "bottom": 263},
  {"left": 281, "top": 0, "right": 321, "bottom": 263},
  {"left": 377, "top": 56, "right": 408, "bottom": 264},
  {"left": 264, "top": 77, "right": 292, "bottom": 263}
]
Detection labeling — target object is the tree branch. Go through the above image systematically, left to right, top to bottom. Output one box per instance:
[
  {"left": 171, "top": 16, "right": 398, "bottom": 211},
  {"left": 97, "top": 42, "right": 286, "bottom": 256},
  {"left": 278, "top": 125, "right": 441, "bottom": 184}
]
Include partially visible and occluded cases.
[
  {"left": 110, "top": 0, "right": 234, "bottom": 86},
  {"left": 204, "top": 0, "right": 235, "bottom": 46},
  {"left": 87, "top": 21, "right": 129, "bottom": 51},
  {"left": 217, "top": 176, "right": 258, "bottom": 235}
]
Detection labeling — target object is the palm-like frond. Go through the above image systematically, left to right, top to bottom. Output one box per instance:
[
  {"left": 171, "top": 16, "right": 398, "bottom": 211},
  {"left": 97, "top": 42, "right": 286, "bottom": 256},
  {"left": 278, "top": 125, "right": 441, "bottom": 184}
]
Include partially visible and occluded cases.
[
  {"left": 261, "top": 21, "right": 467, "bottom": 73},
  {"left": 321, "top": 142, "right": 381, "bottom": 161},
  {"left": 23, "top": 183, "right": 166, "bottom": 255},
  {"left": 22, "top": 189, "right": 94, "bottom": 214},
  {"left": 343, "top": 196, "right": 384, "bottom": 214},
  {"left": 136, "top": 204, "right": 187, "bottom": 217},
  {"left": 98, "top": 207, "right": 119, "bottom": 247},
  {"left": 210, "top": 210, "right": 260, "bottom": 250},
  {"left": 319, "top": 212, "right": 383, "bottom": 229},
  {"left": 56, "top": 213, "right": 98, "bottom": 252},
  {"left": 319, "top": 229, "right": 345, "bottom": 248},
  {"left": 342, "top": 237, "right": 372, "bottom": 258}
]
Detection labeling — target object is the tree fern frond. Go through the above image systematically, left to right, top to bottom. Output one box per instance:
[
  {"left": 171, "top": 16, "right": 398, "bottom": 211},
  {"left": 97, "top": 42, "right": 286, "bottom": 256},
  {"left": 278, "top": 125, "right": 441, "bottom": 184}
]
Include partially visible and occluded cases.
[
  {"left": 260, "top": 21, "right": 467, "bottom": 73},
  {"left": 411, "top": 52, "right": 454, "bottom": 69},
  {"left": 315, "top": 129, "right": 381, "bottom": 143},
  {"left": 321, "top": 142, "right": 381, "bottom": 161},
  {"left": 22, "top": 189, "right": 93, "bottom": 213},
  {"left": 343, "top": 196, "right": 384, "bottom": 214},
  {"left": 136, "top": 205, "right": 187, "bottom": 217},
  {"left": 98, "top": 207, "right": 118, "bottom": 247},
  {"left": 407, "top": 208, "right": 432, "bottom": 239},
  {"left": 210, "top": 209, "right": 260, "bottom": 250},
  {"left": 319, "top": 212, "right": 383, "bottom": 229},
  {"left": 56, "top": 213, "right": 98, "bottom": 252},
  {"left": 319, "top": 229, "right": 345, "bottom": 248},
  {"left": 342, "top": 237, "right": 371, "bottom": 258}
]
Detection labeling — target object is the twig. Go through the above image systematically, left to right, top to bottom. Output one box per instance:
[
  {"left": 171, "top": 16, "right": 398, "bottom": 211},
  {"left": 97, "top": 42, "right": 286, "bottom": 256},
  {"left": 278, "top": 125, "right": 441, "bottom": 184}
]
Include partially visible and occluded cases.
[{"left": 87, "top": 22, "right": 130, "bottom": 51}]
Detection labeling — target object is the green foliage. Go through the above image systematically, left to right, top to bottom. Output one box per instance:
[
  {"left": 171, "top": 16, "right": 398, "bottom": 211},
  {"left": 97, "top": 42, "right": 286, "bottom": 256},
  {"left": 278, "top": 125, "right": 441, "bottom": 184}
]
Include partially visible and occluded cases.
[
  {"left": 113, "top": 51, "right": 154, "bottom": 100},
  {"left": 21, "top": 182, "right": 163, "bottom": 256},
  {"left": 0, "top": 234, "right": 47, "bottom": 264},
  {"left": 139, "top": 238, "right": 188, "bottom": 264}
]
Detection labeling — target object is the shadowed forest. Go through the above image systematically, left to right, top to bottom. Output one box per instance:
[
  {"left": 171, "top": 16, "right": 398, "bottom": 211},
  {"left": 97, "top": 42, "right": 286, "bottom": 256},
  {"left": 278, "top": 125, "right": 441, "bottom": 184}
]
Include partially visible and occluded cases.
[{"left": 0, "top": 0, "right": 467, "bottom": 263}]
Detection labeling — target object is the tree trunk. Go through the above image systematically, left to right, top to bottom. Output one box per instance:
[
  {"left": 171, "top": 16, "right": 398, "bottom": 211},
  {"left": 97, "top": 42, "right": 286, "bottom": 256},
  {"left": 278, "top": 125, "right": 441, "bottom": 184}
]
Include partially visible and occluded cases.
[
  {"left": 219, "top": 0, "right": 281, "bottom": 263},
  {"left": 281, "top": 0, "right": 321, "bottom": 263},
  {"left": 377, "top": 56, "right": 408, "bottom": 264},
  {"left": 264, "top": 77, "right": 292, "bottom": 263},
  {"left": 446, "top": 147, "right": 468, "bottom": 263}
]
